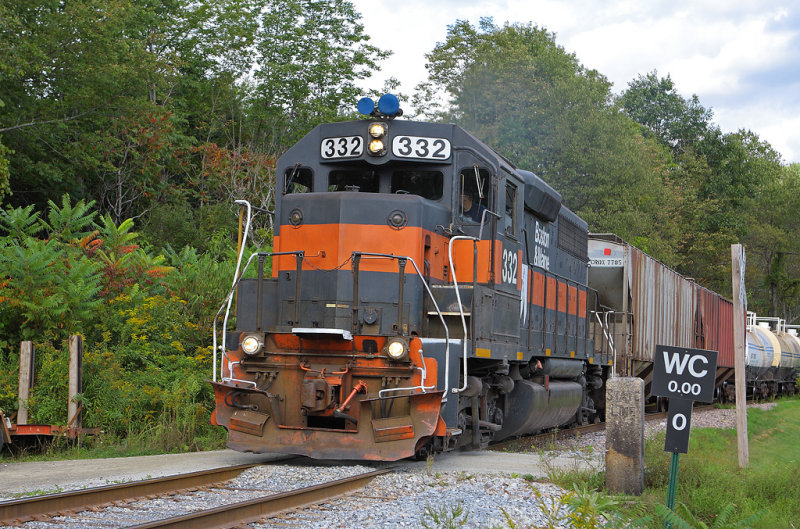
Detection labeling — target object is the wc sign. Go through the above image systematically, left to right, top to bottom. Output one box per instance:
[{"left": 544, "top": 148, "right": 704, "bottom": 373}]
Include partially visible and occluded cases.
[
  {"left": 652, "top": 345, "right": 718, "bottom": 454},
  {"left": 652, "top": 346, "right": 718, "bottom": 403}
]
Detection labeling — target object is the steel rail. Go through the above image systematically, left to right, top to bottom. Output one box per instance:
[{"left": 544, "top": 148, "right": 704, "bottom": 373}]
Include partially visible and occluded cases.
[
  {"left": 489, "top": 404, "right": 717, "bottom": 452},
  {"left": 0, "top": 463, "right": 260, "bottom": 524},
  {"left": 127, "top": 467, "right": 393, "bottom": 529}
]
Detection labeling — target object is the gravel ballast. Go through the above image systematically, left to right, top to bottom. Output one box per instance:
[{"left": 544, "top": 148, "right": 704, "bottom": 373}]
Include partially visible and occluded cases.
[{"left": 0, "top": 402, "right": 778, "bottom": 529}]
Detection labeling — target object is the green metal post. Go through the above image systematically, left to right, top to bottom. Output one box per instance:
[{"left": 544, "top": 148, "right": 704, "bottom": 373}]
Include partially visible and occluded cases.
[{"left": 664, "top": 451, "right": 680, "bottom": 529}]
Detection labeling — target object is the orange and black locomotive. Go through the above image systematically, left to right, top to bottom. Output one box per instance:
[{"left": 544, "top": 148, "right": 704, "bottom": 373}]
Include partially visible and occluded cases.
[{"left": 209, "top": 95, "right": 610, "bottom": 461}]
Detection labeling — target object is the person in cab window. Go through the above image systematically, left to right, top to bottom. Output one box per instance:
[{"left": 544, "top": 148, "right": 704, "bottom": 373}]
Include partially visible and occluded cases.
[{"left": 461, "top": 193, "right": 486, "bottom": 222}]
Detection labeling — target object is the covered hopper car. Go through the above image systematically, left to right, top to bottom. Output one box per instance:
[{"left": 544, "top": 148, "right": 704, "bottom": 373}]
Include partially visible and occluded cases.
[{"left": 587, "top": 234, "right": 736, "bottom": 398}]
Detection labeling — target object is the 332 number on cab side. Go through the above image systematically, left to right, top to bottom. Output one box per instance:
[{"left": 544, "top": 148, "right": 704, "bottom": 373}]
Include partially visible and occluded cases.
[{"left": 501, "top": 249, "right": 518, "bottom": 286}]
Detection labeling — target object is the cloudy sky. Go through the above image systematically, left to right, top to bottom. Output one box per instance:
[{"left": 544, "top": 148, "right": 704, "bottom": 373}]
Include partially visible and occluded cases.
[{"left": 351, "top": 0, "right": 800, "bottom": 164}]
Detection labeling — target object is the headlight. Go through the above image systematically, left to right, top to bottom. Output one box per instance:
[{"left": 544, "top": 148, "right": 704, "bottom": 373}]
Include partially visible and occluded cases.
[
  {"left": 368, "top": 122, "right": 387, "bottom": 138},
  {"left": 368, "top": 139, "right": 386, "bottom": 156},
  {"left": 241, "top": 334, "right": 263, "bottom": 355},
  {"left": 387, "top": 339, "right": 408, "bottom": 361}
]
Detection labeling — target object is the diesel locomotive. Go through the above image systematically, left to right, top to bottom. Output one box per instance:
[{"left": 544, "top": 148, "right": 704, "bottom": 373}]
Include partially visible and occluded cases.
[
  {"left": 208, "top": 95, "right": 799, "bottom": 460},
  {"left": 209, "top": 95, "right": 610, "bottom": 461}
]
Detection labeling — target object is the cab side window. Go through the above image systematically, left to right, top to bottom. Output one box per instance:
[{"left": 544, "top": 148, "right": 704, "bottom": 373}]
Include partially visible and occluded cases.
[
  {"left": 459, "top": 167, "right": 490, "bottom": 223},
  {"left": 505, "top": 181, "right": 517, "bottom": 235}
]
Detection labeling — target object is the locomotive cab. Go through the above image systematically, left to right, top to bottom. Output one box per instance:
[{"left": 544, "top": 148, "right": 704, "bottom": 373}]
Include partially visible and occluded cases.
[{"left": 209, "top": 96, "right": 604, "bottom": 460}]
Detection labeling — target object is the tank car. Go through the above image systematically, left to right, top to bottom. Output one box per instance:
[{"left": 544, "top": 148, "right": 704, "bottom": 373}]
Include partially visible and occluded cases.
[
  {"left": 208, "top": 95, "right": 609, "bottom": 461},
  {"left": 743, "top": 316, "right": 798, "bottom": 398}
]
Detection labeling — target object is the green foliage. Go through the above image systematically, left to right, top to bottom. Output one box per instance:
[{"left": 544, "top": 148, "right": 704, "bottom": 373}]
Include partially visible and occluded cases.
[
  {"left": 0, "top": 0, "right": 388, "bottom": 230},
  {"left": 253, "top": 0, "right": 389, "bottom": 149},
  {"left": 418, "top": 18, "right": 683, "bottom": 267},
  {"left": 620, "top": 71, "right": 713, "bottom": 153},
  {"left": 0, "top": 135, "right": 11, "bottom": 201},
  {"left": 744, "top": 163, "right": 800, "bottom": 319},
  {"left": 40, "top": 194, "right": 97, "bottom": 243},
  {"left": 0, "top": 196, "right": 230, "bottom": 454},
  {"left": 0, "top": 203, "right": 44, "bottom": 239},
  {"left": 0, "top": 237, "right": 102, "bottom": 341},
  {"left": 161, "top": 244, "right": 236, "bottom": 338},
  {"left": 27, "top": 342, "right": 69, "bottom": 425},
  {"left": 0, "top": 349, "right": 18, "bottom": 414},
  {"left": 638, "top": 401, "right": 800, "bottom": 528},
  {"left": 491, "top": 483, "right": 643, "bottom": 529},
  {"left": 564, "top": 484, "right": 621, "bottom": 528},
  {"left": 421, "top": 501, "right": 470, "bottom": 529},
  {"left": 654, "top": 502, "right": 761, "bottom": 529}
]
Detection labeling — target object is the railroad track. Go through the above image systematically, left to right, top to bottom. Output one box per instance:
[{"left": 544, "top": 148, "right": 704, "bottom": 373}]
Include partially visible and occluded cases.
[
  {"left": 489, "top": 404, "right": 717, "bottom": 452},
  {"left": 0, "top": 460, "right": 391, "bottom": 528},
  {"left": 129, "top": 468, "right": 392, "bottom": 529}
]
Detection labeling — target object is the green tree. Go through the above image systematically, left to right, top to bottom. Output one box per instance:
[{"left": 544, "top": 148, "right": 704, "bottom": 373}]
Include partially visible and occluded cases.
[
  {"left": 252, "top": 0, "right": 389, "bottom": 151},
  {"left": 419, "top": 18, "right": 682, "bottom": 263},
  {"left": 619, "top": 71, "right": 714, "bottom": 153},
  {"left": 619, "top": 71, "right": 786, "bottom": 292},
  {"left": 679, "top": 129, "right": 784, "bottom": 290},
  {"left": 744, "top": 164, "right": 800, "bottom": 320}
]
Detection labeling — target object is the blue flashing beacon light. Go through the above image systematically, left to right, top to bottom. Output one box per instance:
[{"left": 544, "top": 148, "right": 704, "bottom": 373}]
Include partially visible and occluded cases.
[
  {"left": 377, "top": 94, "right": 400, "bottom": 116},
  {"left": 357, "top": 97, "right": 375, "bottom": 115}
]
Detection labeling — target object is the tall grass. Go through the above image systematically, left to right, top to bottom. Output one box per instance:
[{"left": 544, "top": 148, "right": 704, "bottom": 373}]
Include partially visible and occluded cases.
[{"left": 631, "top": 398, "right": 800, "bottom": 528}]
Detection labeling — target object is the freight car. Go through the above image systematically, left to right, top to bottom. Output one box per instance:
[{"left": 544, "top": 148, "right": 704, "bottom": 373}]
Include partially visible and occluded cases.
[
  {"left": 209, "top": 95, "right": 611, "bottom": 461},
  {"left": 586, "top": 234, "right": 735, "bottom": 401},
  {"left": 587, "top": 235, "right": 798, "bottom": 403},
  {"left": 735, "top": 315, "right": 799, "bottom": 399}
]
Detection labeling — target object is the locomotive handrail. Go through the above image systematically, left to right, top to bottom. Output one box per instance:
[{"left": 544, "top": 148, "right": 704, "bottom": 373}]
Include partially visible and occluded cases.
[
  {"left": 213, "top": 199, "right": 252, "bottom": 383},
  {"left": 477, "top": 208, "right": 501, "bottom": 242},
  {"left": 448, "top": 235, "right": 479, "bottom": 394},
  {"left": 212, "top": 248, "right": 304, "bottom": 384},
  {"left": 351, "top": 251, "right": 447, "bottom": 400},
  {"left": 593, "top": 310, "right": 617, "bottom": 377}
]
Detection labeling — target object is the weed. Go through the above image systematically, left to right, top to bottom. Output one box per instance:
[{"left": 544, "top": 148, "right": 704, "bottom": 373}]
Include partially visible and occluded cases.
[
  {"left": 456, "top": 470, "right": 474, "bottom": 482},
  {"left": 10, "top": 485, "right": 64, "bottom": 498},
  {"left": 421, "top": 501, "right": 469, "bottom": 529},
  {"left": 654, "top": 502, "right": 762, "bottom": 529}
]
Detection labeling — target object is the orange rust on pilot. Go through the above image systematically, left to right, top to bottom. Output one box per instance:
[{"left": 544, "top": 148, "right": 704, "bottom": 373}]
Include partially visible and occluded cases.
[{"left": 209, "top": 333, "right": 444, "bottom": 460}]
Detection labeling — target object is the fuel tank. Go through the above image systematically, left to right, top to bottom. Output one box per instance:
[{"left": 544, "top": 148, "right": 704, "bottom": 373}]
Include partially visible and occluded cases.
[{"left": 494, "top": 380, "right": 582, "bottom": 442}]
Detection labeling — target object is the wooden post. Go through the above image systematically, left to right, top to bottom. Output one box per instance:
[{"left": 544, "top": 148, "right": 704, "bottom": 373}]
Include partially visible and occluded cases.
[
  {"left": 731, "top": 244, "right": 749, "bottom": 468},
  {"left": 68, "top": 335, "right": 83, "bottom": 429},
  {"left": 17, "top": 341, "right": 35, "bottom": 425}
]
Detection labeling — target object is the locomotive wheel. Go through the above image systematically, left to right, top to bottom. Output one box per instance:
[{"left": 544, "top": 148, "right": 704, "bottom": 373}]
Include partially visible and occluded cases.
[{"left": 413, "top": 437, "right": 433, "bottom": 460}]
